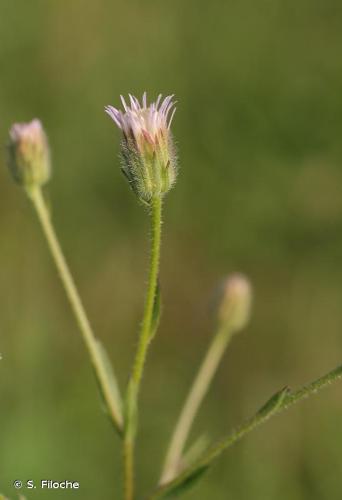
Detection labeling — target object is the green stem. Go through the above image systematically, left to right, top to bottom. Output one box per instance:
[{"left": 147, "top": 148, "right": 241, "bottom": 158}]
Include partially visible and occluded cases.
[
  {"left": 27, "top": 185, "right": 123, "bottom": 433},
  {"left": 124, "top": 196, "right": 163, "bottom": 500},
  {"left": 131, "top": 196, "right": 162, "bottom": 392},
  {"left": 160, "top": 326, "right": 233, "bottom": 484},
  {"left": 149, "top": 363, "right": 342, "bottom": 499},
  {"left": 123, "top": 438, "right": 134, "bottom": 500}
]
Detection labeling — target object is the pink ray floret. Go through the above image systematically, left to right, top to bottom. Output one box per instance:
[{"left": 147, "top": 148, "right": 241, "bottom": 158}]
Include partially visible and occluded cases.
[
  {"left": 105, "top": 92, "right": 176, "bottom": 145},
  {"left": 10, "top": 119, "right": 45, "bottom": 144}
]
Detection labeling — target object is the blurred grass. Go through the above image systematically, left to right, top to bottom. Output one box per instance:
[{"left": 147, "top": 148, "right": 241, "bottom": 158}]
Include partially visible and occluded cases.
[{"left": 1, "top": 0, "right": 342, "bottom": 498}]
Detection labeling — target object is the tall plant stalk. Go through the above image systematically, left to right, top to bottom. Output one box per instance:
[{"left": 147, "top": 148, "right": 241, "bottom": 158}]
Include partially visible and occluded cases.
[{"left": 124, "top": 196, "right": 162, "bottom": 500}]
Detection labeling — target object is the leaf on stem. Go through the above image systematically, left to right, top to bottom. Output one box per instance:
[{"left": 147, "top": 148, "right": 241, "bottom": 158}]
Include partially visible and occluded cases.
[
  {"left": 149, "top": 282, "right": 161, "bottom": 341},
  {"left": 94, "top": 339, "right": 123, "bottom": 433},
  {"left": 256, "top": 385, "right": 290, "bottom": 419},
  {"left": 181, "top": 434, "right": 210, "bottom": 471},
  {"left": 158, "top": 466, "right": 209, "bottom": 499}
]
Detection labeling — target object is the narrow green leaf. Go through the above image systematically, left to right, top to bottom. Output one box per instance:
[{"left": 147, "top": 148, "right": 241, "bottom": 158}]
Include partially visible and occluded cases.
[
  {"left": 149, "top": 282, "right": 161, "bottom": 340},
  {"left": 93, "top": 339, "right": 123, "bottom": 433},
  {"left": 257, "top": 386, "right": 290, "bottom": 419},
  {"left": 182, "top": 434, "right": 210, "bottom": 470},
  {"left": 159, "top": 466, "right": 209, "bottom": 499}
]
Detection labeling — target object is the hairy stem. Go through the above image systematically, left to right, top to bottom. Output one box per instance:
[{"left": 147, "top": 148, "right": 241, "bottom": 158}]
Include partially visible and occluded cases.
[
  {"left": 27, "top": 186, "right": 123, "bottom": 433},
  {"left": 124, "top": 196, "right": 162, "bottom": 500},
  {"left": 160, "top": 326, "right": 233, "bottom": 484},
  {"left": 149, "top": 363, "right": 342, "bottom": 499}
]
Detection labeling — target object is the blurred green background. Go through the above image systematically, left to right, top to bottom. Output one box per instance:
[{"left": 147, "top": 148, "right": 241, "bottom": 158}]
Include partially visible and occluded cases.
[{"left": 1, "top": 0, "right": 342, "bottom": 498}]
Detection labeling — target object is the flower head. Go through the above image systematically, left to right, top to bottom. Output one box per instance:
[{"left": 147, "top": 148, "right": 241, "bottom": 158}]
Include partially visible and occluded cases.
[
  {"left": 105, "top": 93, "right": 177, "bottom": 204},
  {"left": 7, "top": 119, "right": 51, "bottom": 188},
  {"left": 216, "top": 274, "right": 252, "bottom": 333}
]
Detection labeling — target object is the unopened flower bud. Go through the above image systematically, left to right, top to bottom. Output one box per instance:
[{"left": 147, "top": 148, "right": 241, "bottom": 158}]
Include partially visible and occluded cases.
[
  {"left": 105, "top": 93, "right": 177, "bottom": 204},
  {"left": 7, "top": 119, "right": 51, "bottom": 188},
  {"left": 217, "top": 274, "right": 252, "bottom": 332}
]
